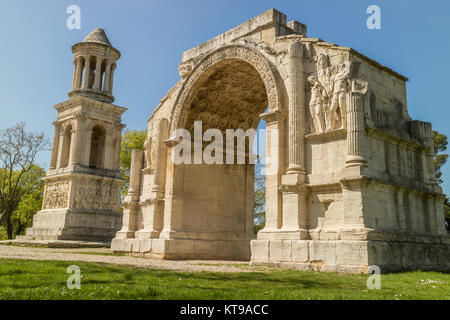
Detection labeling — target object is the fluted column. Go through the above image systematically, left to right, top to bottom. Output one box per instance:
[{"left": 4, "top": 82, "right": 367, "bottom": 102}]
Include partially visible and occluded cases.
[
  {"left": 287, "top": 42, "right": 306, "bottom": 174},
  {"left": 82, "top": 55, "right": 92, "bottom": 89},
  {"left": 74, "top": 57, "right": 83, "bottom": 89},
  {"left": 93, "top": 57, "right": 103, "bottom": 90},
  {"left": 103, "top": 61, "right": 112, "bottom": 92},
  {"left": 109, "top": 64, "right": 116, "bottom": 94},
  {"left": 345, "top": 79, "right": 368, "bottom": 167},
  {"left": 49, "top": 122, "right": 61, "bottom": 170},
  {"left": 116, "top": 149, "right": 143, "bottom": 239},
  {"left": 128, "top": 149, "right": 144, "bottom": 197}
]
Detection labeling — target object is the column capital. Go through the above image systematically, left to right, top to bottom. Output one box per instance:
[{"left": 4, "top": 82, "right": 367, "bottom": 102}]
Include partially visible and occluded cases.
[
  {"left": 260, "top": 110, "right": 286, "bottom": 124},
  {"left": 164, "top": 136, "right": 181, "bottom": 148}
]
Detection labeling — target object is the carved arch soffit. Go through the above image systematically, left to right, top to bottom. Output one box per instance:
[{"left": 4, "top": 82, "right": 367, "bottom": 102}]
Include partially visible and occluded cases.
[{"left": 169, "top": 44, "right": 282, "bottom": 135}]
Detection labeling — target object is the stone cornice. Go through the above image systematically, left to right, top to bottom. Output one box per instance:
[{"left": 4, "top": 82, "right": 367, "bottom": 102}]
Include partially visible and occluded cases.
[
  {"left": 54, "top": 96, "right": 127, "bottom": 115},
  {"left": 366, "top": 127, "right": 429, "bottom": 153}
]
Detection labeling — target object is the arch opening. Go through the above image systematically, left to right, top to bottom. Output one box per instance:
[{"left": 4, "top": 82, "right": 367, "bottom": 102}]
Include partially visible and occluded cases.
[
  {"left": 175, "top": 59, "right": 269, "bottom": 245},
  {"left": 89, "top": 125, "right": 106, "bottom": 169}
]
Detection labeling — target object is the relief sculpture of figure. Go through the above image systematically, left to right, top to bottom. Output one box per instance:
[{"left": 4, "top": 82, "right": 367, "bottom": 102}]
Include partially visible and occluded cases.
[
  {"left": 329, "top": 63, "right": 350, "bottom": 130},
  {"left": 308, "top": 76, "right": 327, "bottom": 133},
  {"left": 143, "top": 137, "right": 152, "bottom": 169}
]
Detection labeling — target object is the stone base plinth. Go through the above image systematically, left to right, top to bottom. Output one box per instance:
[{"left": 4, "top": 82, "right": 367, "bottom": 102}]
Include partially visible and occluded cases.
[
  {"left": 24, "top": 209, "right": 122, "bottom": 242},
  {"left": 111, "top": 238, "right": 251, "bottom": 261},
  {"left": 250, "top": 239, "right": 450, "bottom": 273}
]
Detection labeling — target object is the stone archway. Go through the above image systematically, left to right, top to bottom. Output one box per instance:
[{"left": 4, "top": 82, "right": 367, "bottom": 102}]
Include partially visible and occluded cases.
[{"left": 157, "top": 45, "right": 282, "bottom": 260}]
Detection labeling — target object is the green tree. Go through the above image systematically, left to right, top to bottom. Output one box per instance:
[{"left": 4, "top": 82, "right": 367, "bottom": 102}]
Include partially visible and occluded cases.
[
  {"left": 0, "top": 123, "right": 48, "bottom": 239},
  {"left": 120, "top": 129, "right": 147, "bottom": 196},
  {"left": 433, "top": 130, "right": 450, "bottom": 219},
  {"left": 433, "top": 130, "right": 448, "bottom": 185},
  {"left": 254, "top": 161, "right": 266, "bottom": 235},
  {"left": 8, "top": 165, "right": 45, "bottom": 238}
]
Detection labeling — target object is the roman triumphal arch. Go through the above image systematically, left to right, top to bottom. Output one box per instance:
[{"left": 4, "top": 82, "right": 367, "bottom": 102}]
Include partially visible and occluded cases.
[{"left": 112, "top": 9, "right": 449, "bottom": 272}]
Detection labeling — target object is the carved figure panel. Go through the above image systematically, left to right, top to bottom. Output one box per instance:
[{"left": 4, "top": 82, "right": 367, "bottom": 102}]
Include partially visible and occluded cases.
[
  {"left": 308, "top": 54, "right": 351, "bottom": 133},
  {"left": 42, "top": 180, "right": 70, "bottom": 210}
]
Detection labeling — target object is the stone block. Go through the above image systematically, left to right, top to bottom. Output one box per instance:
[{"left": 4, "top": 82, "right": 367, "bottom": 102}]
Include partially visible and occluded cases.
[
  {"left": 250, "top": 240, "right": 269, "bottom": 261},
  {"left": 269, "top": 240, "right": 292, "bottom": 262},
  {"left": 292, "top": 240, "right": 309, "bottom": 262},
  {"left": 309, "top": 241, "right": 336, "bottom": 264},
  {"left": 336, "top": 241, "right": 368, "bottom": 266}
]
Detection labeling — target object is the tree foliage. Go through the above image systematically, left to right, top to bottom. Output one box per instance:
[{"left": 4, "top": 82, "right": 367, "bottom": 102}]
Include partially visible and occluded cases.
[
  {"left": 0, "top": 123, "right": 48, "bottom": 239},
  {"left": 120, "top": 129, "right": 147, "bottom": 196},
  {"left": 432, "top": 130, "right": 450, "bottom": 220},
  {"left": 433, "top": 130, "right": 448, "bottom": 185},
  {"left": 254, "top": 161, "right": 266, "bottom": 235}
]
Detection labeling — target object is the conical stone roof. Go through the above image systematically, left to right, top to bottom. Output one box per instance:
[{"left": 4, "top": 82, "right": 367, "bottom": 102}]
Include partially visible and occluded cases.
[{"left": 82, "top": 28, "right": 112, "bottom": 46}]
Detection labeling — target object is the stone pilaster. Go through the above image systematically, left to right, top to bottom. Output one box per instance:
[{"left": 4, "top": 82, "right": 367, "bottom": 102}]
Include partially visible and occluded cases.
[
  {"left": 257, "top": 110, "right": 285, "bottom": 239},
  {"left": 69, "top": 113, "right": 84, "bottom": 166},
  {"left": 137, "top": 119, "right": 168, "bottom": 239},
  {"left": 152, "top": 119, "right": 168, "bottom": 193},
  {"left": 159, "top": 137, "right": 184, "bottom": 239},
  {"left": 278, "top": 174, "right": 309, "bottom": 239}
]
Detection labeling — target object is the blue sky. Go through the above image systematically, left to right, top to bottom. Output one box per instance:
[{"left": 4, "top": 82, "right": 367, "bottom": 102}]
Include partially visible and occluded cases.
[{"left": 0, "top": 0, "right": 449, "bottom": 194}]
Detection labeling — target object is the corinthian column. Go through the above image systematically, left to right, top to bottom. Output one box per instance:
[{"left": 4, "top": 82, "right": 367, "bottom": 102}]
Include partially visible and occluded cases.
[
  {"left": 287, "top": 41, "right": 306, "bottom": 174},
  {"left": 82, "top": 56, "right": 92, "bottom": 89},
  {"left": 75, "top": 57, "right": 83, "bottom": 89},
  {"left": 93, "top": 57, "right": 103, "bottom": 90},
  {"left": 71, "top": 60, "right": 77, "bottom": 90},
  {"left": 103, "top": 61, "right": 112, "bottom": 92},
  {"left": 109, "top": 64, "right": 116, "bottom": 93},
  {"left": 345, "top": 79, "right": 368, "bottom": 167}
]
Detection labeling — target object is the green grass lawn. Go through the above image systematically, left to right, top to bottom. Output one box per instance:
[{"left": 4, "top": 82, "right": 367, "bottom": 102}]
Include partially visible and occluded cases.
[{"left": 0, "top": 258, "right": 448, "bottom": 300}]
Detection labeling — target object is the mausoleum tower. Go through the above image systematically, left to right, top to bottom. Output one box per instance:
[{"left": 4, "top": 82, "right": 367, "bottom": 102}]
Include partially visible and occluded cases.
[
  {"left": 24, "top": 28, "right": 127, "bottom": 242},
  {"left": 68, "top": 28, "right": 120, "bottom": 103}
]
